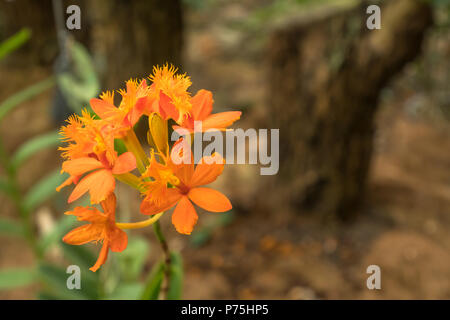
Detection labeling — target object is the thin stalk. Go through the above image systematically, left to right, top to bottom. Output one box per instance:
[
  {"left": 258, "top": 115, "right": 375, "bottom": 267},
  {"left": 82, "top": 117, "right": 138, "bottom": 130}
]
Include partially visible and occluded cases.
[
  {"left": 114, "top": 172, "right": 144, "bottom": 192},
  {"left": 116, "top": 212, "right": 163, "bottom": 230},
  {"left": 152, "top": 220, "right": 171, "bottom": 299}
]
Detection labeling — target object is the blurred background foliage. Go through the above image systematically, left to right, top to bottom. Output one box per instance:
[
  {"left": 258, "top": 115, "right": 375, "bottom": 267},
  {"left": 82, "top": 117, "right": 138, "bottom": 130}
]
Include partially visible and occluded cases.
[{"left": 0, "top": 0, "right": 449, "bottom": 299}]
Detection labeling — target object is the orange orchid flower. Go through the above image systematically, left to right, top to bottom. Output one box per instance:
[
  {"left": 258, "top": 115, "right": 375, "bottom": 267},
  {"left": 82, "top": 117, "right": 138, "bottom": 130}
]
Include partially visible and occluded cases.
[
  {"left": 146, "top": 64, "right": 193, "bottom": 124},
  {"left": 90, "top": 79, "right": 149, "bottom": 132},
  {"left": 174, "top": 89, "right": 241, "bottom": 133},
  {"left": 57, "top": 112, "right": 137, "bottom": 204},
  {"left": 140, "top": 144, "right": 232, "bottom": 235},
  {"left": 58, "top": 151, "right": 136, "bottom": 204},
  {"left": 63, "top": 193, "right": 127, "bottom": 272}
]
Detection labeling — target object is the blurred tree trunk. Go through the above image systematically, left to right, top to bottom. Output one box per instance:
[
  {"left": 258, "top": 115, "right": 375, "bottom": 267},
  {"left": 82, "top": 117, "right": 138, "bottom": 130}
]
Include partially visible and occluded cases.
[
  {"left": 0, "top": 0, "right": 57, "bottom": 65},
  {"left": 0, "top": 0, "right": 183, "bottom": 85},
  {"left": 0, "top": 0, "right": 92, "bottom": 66},
  {"left": 1, "top": 0, "right": 183, "bottom": 138},
  {"left": 86, "top": 0, "right": 183, "bottom": 89},
  {"left": 86, "top": 0, "right": 183, "bottom": 139},
  {"left": 268, "top": 0, "right": 432, "bottom": 219}
]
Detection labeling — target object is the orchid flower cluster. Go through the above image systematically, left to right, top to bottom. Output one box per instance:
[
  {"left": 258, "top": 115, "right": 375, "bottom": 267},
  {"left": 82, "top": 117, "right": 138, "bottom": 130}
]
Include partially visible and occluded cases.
[{"left": 56, "top": 65, "right": 241, "bottom": 272}]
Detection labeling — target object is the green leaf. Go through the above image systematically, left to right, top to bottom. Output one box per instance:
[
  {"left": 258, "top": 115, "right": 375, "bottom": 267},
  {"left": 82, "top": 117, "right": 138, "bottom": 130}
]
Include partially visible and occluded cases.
[
  {"left": 0, "top": 28, "right": 31, "bottom": 60},
  {"left": 0, "top": 77, "right": 55, "bottom": 122},
  {"left": 11, "top": 131, "right": 60, "bottom": 169},
  {"left": 23, "top": 169, "right": 68, "bottom": 212},
  {"left": 0, "top": 177, "right": 13, "bottom": 196},
  {"left": 38, "top": 215, "right": 74, "bottom": 253},
  {"left": 0, "top": 217, "right": 25, "bottom": 237},
  {"left": 117, "top": 236, "right": 150, "bottom": 281},
  {"left": 167, "top": 252, "right": 183, "bottom": 300},
  {"left": 140, "top": 261, "right": 164, "bottom": 300},
  {"left": 38, "top": 263, "right": 95, "bottom": 300},
  {"left": 0, "top": 267, "right": 36, "bottom": 290},
  {"left": 106, "top": 282, "right": 144, "bottom": 300}
]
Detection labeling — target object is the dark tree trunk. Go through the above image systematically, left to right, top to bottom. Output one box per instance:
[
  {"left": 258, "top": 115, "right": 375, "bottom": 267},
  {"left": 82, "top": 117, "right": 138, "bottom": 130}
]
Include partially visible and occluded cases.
[
  {"left": 0, "top": 0, "right": 183, "bottom": 85},
  {"left": 0, "top": 0, "right": 58, "bottom": 65},
  {"left": 1, "top": 0, "right": 184, "bottom": 140},
  {"left": 86, "top": 0, "right": 183, "bottom": 89},
  {"left": 86, "top": 0, "right": 184, "bottom": 140},
  {"left": 267, "top": 0, "right": 432, "bottom": 219}
]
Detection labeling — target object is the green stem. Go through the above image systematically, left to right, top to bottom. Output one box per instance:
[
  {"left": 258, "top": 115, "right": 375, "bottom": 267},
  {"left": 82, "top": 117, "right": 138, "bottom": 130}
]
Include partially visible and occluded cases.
[{"left": 152, "top": 220, "right": 171, "bottom": 299}]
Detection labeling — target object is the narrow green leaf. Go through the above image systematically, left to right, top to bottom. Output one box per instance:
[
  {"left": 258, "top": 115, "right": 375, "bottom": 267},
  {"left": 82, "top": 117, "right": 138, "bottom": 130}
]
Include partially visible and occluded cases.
[
  {"left": 0, "top": 28, "right": 31, "bottom": 60},
  {"left": 0, "top": 77, "right": 55, "bottom": 122},
  {"left": 11, "top": 131, "right": 60, "bottom": 169},
  {"left": 23, "top": 169, "right": 68, "bottom": 212},
  {"left": 0, "top": 217, "right": 25, "bottom": 237},
  {"left": 167, "top": 252, "right": 183, "bottom": 300},
  {"left": 140, "top": 261, "right": 164, "bottom": 300},
  {"left": 0, "top": 267, "right": 36, "bottom": 290}
]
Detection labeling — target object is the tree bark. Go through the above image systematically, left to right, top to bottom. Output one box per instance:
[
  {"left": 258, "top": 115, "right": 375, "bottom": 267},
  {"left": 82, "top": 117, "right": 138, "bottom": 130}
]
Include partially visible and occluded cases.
[
  {"left": 0, "top": 0, "right": 183, "bottom": 86},
  {"left": 85, "top": 0, "right": 183, "bottom": 139},
  {"left": 86, "top": 0, "right": 183, "bottom": 89},
  {"left": 267, "top": 0, "right": 432, "bottom": 219}
]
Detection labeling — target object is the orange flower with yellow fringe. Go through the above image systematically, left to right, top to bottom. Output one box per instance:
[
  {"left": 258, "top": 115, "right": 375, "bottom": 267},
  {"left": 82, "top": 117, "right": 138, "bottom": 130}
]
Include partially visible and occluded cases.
[
  {"left": 90, "top": 79, "right": 150, "bottom": 132},
  {"left": 56, "top": 110, "right": 136, "bottom": 204},
  {"left": 140, "top": 141, "right": 232, "bottom": 235}
]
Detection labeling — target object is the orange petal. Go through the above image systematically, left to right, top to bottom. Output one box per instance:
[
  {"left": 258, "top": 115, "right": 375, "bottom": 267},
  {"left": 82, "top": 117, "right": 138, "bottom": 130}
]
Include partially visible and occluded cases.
[
  {"left": 191, "top": 89, "right": 213, "bottom": 121},
  {"left": 159, "top": 92, "right": 179, "bottom": 121},
  {"left": 129, "top": 97, "right": 147, "bottom": 126},
  {"left": 90, "top": 98, "right": 116, "bottom": 119},
  {"left": 202, "top": 111, "right": 241, "bottom": 130},
  {"left": 169, "top": 139, "right": 194, "bottom": 185},
  {"left": 112, "top": 152, "right": 136, "bottom": 174},
  {"left": 189, "top": 154, "right": 224, "bottom": 187},
  {"left": 62, "top": 157, "right": 104, "bottom": 176},
  {"left": 68, "top": 169, "right": 115, "bottom": 204},
  {"left": 56, "top": 175, "right": 76, "bottom": 192},
  {"left": 188, "top": 187, "right": 232, "bottom": 212},
  {"left": 140, "top": 188, "right": 182, "bottom": 215},
  {"left": 100, "top": 193, "right": 117, "bottom": 218},
  {"left": 172, "top": 196, "right": 198, "bottom": 235},
  {"left": 65, "top": 206, "right": 107, "bottom": 223},
  {"left": 63, "top": 224, "right": 104, "bottom": 245},
  {"left": 108, "top": 227, "right": 128, "bottom": 252},
  {"left": 90, "top": 241, "right": 109, "bottom": 272}
]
